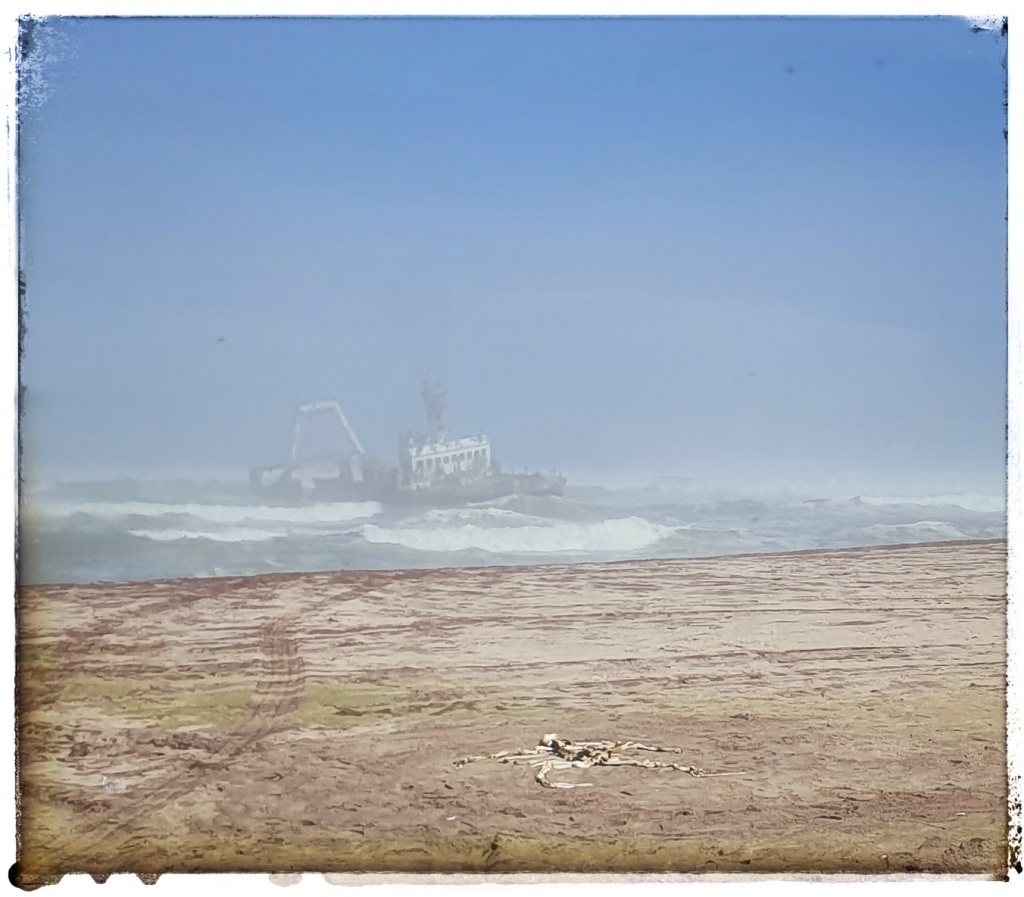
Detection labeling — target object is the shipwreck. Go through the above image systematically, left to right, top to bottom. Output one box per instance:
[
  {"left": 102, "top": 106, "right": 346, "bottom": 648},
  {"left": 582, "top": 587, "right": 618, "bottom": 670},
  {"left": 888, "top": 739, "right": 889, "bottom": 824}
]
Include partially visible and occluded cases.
[{"left": 249, "top": 380, "right": 566, "bottom": 505}]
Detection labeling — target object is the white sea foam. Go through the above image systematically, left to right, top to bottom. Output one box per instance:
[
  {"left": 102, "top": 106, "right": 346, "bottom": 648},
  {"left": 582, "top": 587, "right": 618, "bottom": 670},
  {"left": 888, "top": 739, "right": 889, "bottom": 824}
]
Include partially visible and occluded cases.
[
  {"left": 853, "top": 493, "right": 1005, "bottom": 514},
  {"left": 37, "top": 500, "right": 382, "bottom": 526},
  {"left": 419, "top": 507, "right": 546, "bottom": 527},
  {"left": 425, "top": 507, "right": 523, "bottom": 520},
  {"left": 360, "top": 515, "right": 676, "bottom": 554},
  {"left": 862, "top": 521, "right": 970, "bottom": 542},
  {"left": 129, "top": 527, "right": 283, "bottom": 543}
]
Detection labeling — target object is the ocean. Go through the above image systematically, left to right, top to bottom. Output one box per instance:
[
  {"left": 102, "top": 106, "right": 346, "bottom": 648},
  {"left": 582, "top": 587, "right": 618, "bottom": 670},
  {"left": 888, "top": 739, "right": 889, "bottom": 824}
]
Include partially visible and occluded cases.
[{"left": 16, "top": 469, "right": 1007, "bottom": 585}]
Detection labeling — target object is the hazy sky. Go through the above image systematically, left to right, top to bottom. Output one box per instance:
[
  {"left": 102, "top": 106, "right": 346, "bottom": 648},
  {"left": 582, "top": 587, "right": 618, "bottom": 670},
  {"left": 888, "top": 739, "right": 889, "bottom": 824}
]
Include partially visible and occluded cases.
[{"left": 18, "top": 16, "right": 1007, "bottom": 488}]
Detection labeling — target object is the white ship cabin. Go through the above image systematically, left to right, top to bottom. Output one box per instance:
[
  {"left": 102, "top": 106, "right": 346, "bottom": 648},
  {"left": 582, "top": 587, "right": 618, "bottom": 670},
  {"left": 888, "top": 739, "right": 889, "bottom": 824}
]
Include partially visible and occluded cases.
[{"left": 402, "top": 434, "right": 491, "bottom": 489}]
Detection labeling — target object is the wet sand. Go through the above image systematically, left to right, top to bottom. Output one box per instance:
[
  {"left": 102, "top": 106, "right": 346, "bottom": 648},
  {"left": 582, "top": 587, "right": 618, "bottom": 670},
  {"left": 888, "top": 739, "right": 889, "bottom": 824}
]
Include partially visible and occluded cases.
[{"left": 15, "top": 539, "right": 1008, "bottom": 882}]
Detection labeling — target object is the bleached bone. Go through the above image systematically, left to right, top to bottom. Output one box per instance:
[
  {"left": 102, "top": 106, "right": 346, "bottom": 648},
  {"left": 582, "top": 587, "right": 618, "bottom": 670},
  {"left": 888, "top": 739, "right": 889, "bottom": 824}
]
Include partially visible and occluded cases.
[{"left": 454, "top": 733, "right": 745, "bottom": 789}]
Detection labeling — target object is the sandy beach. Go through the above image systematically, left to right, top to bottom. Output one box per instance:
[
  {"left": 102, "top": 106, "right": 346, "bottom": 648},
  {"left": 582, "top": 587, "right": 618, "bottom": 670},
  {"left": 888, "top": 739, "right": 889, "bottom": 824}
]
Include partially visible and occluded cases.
[{"left": 15, "top": 539, "right": 1007, "bottom": 882}]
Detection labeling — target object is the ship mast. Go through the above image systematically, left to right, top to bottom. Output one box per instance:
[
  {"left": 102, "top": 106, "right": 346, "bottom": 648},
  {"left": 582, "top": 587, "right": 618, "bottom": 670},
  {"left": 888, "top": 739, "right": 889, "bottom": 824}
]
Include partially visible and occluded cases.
[{"left": 420, "top": 375, "right": 448, "bottom": 444}]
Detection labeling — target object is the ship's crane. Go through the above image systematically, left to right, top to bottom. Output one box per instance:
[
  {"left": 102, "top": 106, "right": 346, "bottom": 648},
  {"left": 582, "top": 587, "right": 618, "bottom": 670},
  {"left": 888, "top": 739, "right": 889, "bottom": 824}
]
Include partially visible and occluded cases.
[
  {"left": 250, "top": 399, "right": 367, "bottom": 495},
  {"left": 286, "top": 400, "right": 365, "bottom": 469}
]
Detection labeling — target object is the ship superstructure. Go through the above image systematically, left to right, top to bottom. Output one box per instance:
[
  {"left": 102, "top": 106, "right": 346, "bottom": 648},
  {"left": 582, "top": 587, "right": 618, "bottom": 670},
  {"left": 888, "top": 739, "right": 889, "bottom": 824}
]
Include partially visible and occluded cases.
[
  {"left": 398, "top": 380, "right": 493, "bottom": 491},
  {"left": 402, "top": 435, "right": 492, "bottom": 490}
]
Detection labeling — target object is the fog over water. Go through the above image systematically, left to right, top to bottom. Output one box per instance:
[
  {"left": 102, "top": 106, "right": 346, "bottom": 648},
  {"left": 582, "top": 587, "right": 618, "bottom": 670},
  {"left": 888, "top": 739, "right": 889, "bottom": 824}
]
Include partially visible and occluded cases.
[{"left": 16, "top": 17, "right": 1007, "bottom": 583}]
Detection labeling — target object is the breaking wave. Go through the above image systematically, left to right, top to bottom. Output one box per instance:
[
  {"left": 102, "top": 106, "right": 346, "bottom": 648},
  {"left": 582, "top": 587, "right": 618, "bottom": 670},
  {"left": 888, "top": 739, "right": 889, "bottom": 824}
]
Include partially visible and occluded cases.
[
  {"left": 19, "top": 470, "right": 1006, "bottom": 584},
  {"left": 854, "top": 493, "right": 1005, "bottom": 514},
  {"left": 39, "top": 500, "right": 382, "bottom": 526},
  {"left": 360, "top": 514, "right": 676, "bottom": 554},
  {"left": 861, "top": 521, "right": 970, "bottom": 542},
  {"left": 129, "top": 527, "right": 283, "bottom": 543}
]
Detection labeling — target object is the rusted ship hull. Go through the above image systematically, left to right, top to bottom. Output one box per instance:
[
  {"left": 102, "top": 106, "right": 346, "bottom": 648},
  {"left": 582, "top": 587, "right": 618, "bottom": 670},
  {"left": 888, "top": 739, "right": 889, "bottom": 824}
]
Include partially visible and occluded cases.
[{"left": 309, "top": 471, "right": 567, "bottom": 506}]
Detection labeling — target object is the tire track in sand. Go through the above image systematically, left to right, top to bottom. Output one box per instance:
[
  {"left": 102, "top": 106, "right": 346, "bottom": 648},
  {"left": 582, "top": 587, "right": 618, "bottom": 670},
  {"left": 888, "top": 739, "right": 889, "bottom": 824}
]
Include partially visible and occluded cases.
[{"left": 58, "top": 618, "right": 307, "bottom": 864}]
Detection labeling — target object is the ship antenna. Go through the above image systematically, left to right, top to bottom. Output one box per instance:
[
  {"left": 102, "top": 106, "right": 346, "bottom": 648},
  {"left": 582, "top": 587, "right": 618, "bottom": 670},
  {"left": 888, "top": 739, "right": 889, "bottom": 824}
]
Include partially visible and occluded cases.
[{"left": 420, "top": 374, "right": 448, "bottom": 443}]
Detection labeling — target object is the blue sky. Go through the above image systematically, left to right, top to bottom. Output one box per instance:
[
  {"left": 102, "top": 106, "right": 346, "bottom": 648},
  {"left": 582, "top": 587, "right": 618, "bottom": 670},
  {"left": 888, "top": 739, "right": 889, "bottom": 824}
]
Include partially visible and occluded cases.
[{"left": 18, "top": 16, "right": 1007, "bottom": 488}]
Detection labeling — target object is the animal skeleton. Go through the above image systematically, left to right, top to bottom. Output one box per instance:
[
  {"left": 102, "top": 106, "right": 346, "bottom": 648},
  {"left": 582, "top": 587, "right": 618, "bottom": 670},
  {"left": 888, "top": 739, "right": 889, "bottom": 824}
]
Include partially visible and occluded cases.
[{"left": 453, "top": 733, "right": 744, "bottom": 789}]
